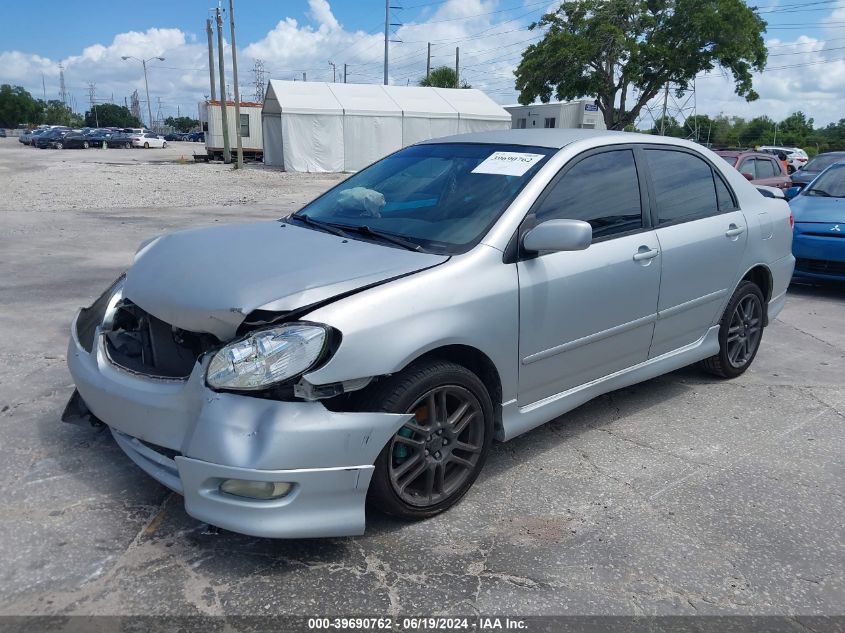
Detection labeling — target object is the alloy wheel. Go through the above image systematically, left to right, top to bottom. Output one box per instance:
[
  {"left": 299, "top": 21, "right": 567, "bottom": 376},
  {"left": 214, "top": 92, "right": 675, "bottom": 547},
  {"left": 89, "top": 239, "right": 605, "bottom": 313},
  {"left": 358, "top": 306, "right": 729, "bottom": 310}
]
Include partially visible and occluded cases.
[
  {"left": 726, "top": 294, "right": 762, "bottom": 368},
  {"left": 388, "top": 385, "right": 485, "bottom": 507}
]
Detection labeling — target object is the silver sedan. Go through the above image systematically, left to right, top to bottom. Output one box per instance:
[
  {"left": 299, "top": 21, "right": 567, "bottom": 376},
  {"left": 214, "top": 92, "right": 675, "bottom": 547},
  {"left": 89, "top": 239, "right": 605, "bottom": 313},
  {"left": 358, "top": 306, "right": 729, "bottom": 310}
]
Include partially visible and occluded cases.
[{"left": 64, "top": 129, "right": 794, "bottom": 538}]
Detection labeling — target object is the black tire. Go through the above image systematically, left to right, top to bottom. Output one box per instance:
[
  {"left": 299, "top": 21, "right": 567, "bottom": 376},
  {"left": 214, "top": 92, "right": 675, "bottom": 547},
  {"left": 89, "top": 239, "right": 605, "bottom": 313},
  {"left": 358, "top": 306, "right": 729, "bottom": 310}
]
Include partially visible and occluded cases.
[
  {"left": 82, "top": 141, "right": 89, "bottom": 149},
  {"left": 162, "top": 141, "right": 168, "bottom": 148},
  {"left": 55, "top": 142, "right": 63, "bottom": 149},
  {"left": 124, "top": 142, "right": 131, "bottom": 149},
  {"left": 143, "top": 142, "right": 149, "bottom": 149},
  {"left": 701, "top": 280, "right": 766, "bottom": 379},
  {"left": 362, "top": 359, "right": 494, "bottom": 520}
]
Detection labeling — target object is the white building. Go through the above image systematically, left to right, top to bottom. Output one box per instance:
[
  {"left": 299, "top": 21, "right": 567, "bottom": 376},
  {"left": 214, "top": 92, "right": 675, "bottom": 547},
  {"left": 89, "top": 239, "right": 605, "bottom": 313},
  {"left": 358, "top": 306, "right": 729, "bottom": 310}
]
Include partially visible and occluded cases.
[
  {"left": 261, "top": 81, "right": 511, "bottom": 172},
  {"left": 198, "top": 100, "right": 264, "bottom": 161},
  {"left": 504, "top": 100, "right": 606, "bottom": 131}
]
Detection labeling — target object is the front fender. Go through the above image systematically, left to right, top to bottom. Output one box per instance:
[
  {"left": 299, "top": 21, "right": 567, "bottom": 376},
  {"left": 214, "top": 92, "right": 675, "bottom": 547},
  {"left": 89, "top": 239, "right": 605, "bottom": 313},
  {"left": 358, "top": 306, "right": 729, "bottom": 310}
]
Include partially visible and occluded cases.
[{"left": 303, "top": 245, "right": 519, "bottom": 403}]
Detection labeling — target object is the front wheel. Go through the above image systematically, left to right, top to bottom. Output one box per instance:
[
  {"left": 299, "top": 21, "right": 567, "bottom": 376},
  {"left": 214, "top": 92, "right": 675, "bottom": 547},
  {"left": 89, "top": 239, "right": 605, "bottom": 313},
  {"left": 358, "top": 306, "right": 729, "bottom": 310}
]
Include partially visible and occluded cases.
[
  {"left": 82, "top": 141, "right": 89, "bottom": 149},
  {"left": 162, "top": 141, "right": 168, "bottom": 148},
  {"left": 55, "top": 142, "right": 63, "bottom": 149},
  {"left": 124, "top": 142, "right": 131, "bottom": 149},
  {"left": 701, "top": 280, "right": 765, "bottom": 379},
  {"left": 365, "top": 360, "right": 494, "bottom": 519}
]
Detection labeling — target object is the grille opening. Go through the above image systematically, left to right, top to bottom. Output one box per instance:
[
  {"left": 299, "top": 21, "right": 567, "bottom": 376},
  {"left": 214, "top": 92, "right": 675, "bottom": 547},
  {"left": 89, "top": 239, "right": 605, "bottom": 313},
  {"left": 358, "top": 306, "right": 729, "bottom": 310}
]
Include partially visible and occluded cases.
[
  {"left": 795, "top": 258, "right": 845, "bottom": 276},
  {"left": 104, "top": 301, "right": 219, "bottom": 378}
]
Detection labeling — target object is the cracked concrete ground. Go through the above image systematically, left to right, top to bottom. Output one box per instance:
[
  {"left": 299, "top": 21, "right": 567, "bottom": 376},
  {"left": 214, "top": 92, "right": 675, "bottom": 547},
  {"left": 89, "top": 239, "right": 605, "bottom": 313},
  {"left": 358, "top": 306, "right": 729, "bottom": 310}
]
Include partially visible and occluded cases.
[{"left": 0, "top": 138, "right": 843, "bottom": 616}]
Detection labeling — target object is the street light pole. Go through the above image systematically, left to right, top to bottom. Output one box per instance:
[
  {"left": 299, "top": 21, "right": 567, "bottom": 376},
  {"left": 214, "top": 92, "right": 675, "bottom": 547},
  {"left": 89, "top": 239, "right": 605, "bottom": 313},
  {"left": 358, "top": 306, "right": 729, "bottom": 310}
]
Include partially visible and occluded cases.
[
  {"left": 121, "top": 55, "right": 164, "bottom": 129},
  {"left": 141, "top": 59, "right": 153, "bottom": 129}
]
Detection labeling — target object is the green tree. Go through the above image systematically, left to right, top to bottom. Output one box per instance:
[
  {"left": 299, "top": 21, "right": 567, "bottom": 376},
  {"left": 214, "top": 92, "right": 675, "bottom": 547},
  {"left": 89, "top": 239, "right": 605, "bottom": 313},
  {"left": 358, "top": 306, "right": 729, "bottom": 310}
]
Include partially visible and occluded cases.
[
  {"left": 515, "top": 0, "right": 767, "bottom": 130},
  {"left": 419, "top": 66, "right": 471, "bottom": 89},
  {"left": 0, "top": 84, "right": 44, "bottom": 127},
  {"left": 43, "top": 100, "right": 83, "bottom": 127},
  {"left": 84, "top": 103, "right": 141, "bottom": 128},
  {"left": 164, "top": 116, "right": 200, "bottom": 132}
]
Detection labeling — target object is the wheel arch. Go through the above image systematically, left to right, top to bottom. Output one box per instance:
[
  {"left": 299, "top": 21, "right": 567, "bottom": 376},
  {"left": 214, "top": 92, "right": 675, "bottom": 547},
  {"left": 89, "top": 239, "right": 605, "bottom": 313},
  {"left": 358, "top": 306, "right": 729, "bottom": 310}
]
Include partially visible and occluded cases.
[
  {"left": 740, "top": 264, "right": 773, "bottom": 325},
  {"left": 351, "top": 344, "right": 505, "bottom": 441}
]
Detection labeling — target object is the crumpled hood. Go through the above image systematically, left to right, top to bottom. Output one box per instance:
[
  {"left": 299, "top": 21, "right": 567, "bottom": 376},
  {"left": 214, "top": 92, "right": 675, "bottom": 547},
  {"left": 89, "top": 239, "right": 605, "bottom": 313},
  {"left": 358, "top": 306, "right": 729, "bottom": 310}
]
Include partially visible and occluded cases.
[
  {"left": 790, "top": 195, "right": 845, "bottom": 224},
  {"left": 123, "top": 220, "right": 447, "bottom": 340}
]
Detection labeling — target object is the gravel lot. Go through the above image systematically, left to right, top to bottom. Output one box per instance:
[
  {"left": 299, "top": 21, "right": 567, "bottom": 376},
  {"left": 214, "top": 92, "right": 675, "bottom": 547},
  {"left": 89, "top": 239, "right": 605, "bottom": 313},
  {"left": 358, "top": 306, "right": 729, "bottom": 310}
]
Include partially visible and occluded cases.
[
  {"left": 0, "top": 136, "right": 843, "bottom": 618},
  {"left": 0, "top": 138, "right": 343, "bottom": 212}
]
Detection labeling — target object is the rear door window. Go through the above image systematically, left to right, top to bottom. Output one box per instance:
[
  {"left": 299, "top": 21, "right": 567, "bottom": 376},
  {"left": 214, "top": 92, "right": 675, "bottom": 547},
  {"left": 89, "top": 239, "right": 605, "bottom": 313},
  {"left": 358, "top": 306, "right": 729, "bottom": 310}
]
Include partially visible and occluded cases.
[{"left": 645, "top": 149, "right": 721, "bottom": 225}]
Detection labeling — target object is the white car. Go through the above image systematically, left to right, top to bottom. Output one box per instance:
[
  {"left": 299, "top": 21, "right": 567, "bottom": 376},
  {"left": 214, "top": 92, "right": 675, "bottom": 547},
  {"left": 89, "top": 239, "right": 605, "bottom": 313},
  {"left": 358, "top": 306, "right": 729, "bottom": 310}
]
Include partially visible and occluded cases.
[
  {"left": 131, "top": 132, "right": 167, "bottom": 149},
  {"left": 758, "top": 145, "right": 808, "bottom": 173}
]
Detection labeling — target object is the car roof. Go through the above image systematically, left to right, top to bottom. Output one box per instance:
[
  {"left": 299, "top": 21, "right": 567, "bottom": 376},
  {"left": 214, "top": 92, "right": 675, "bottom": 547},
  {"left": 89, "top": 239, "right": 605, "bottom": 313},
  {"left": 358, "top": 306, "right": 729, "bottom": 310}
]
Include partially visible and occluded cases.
[
  {"left": 418, "top": 128, "right": 698, "bottom": 150},
  {"left": 716, "top": 150, "right": 775, "bottom": 159}
]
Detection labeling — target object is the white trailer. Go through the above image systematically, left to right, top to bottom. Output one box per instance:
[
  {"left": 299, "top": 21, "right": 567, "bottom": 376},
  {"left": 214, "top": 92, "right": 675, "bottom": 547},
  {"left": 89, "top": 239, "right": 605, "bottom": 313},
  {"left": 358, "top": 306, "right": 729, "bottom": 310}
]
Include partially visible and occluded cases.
[
  {"left": 197, "top": 100, "right": 264, "bottom": 162},
  {"left": 504, "top": 100, "right": 606, "bottom": 131}
]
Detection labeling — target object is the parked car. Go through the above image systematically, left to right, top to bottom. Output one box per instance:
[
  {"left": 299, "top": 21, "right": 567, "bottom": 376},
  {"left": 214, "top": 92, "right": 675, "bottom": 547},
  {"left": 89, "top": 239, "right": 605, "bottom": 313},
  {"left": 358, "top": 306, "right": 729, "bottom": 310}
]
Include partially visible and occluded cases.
[
  {"left": 33, "top": 127, "right": 70, "bottom": 148},
  {"left": 0, "top": 128, "right": 6, "bottom": 138},
  {"left": 19, "top": 129, "right": 33, "bottom": 144},
  {"left": 63, "top": 129, "right": 794, "bottom": 538},
  {"left": 85, "top": 129, "right": 113, "bottom": 147},
  {"left": 187, "top": 131, "right": 204, "bottom": 142},
  {"left": 55, "top": 132, "right": 92, "bottom": 149},
  {"left": 132, "top": 132, "right": 167, "bottom": 149},
  {"left": 164, "top": 132, "right": 187, "bottom": 141},
  {"left": 105, "top": 133, "right": 134, "bottom": 149},
  {"left": 758, "top": 146, "right": 808, "bottom": 174},
  {"left": 716, "top": 150, "right": 792, "bottom": 190},
  {"left": 790, "top": 151, "right": 845, "bottom": 189},
  {"left": 787, "top": 163, "right": 845, "bottom": 282}
]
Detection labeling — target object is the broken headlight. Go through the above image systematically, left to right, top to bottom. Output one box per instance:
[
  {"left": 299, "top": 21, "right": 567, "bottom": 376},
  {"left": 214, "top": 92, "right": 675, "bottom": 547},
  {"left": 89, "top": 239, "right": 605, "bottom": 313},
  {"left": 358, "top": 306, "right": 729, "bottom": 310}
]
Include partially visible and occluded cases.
[{"left": 206, "top": 323, "right": 329, "bottom": 391}]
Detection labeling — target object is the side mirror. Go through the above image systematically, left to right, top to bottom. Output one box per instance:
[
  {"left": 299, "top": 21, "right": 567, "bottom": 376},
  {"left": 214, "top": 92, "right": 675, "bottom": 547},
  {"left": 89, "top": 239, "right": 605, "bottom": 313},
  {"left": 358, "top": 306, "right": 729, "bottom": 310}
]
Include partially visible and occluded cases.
[
  {"left": 742, "top": 172, "right": 754, "bottom": 181},
  {"left": 785, "top": 186, "right": 801, "bottom": 201},
  {"left": 523, "top": 219, "right": 592, "bottom": 254}
]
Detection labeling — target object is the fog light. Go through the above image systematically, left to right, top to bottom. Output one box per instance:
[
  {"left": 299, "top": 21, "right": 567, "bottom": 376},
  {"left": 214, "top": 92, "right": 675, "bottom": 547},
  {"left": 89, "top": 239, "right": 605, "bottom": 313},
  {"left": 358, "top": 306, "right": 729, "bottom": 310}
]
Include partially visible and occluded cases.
[{"left": 219, "top": 479, "right": 293, "bottom": 500}]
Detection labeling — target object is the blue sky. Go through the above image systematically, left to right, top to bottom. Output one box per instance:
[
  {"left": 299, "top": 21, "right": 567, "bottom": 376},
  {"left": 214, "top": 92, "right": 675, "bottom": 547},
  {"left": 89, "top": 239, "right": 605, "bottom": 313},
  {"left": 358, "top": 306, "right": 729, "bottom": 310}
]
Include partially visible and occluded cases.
[{"left": 2, "top": 0, "right": 845, "bottom": 125}]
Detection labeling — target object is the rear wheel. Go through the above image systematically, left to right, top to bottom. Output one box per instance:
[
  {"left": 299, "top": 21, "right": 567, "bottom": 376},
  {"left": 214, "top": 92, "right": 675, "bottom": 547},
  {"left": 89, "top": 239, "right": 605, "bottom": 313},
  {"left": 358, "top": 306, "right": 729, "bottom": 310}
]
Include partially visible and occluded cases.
[
  {"left": 82, "top": 141, "right": 89, "bottom": 149},
  {"left": 162, "top": 141, "right": 168, "bottom": 148},
  {"left": 55, "top": 142, "right": 63, "bottom": 149},
  {"left": 124, "top": 142, "right": 131, "bottom": 149},
  {"left": 701, "top": 280, "right": 765, "bottom": 379},
  {"left": 365, "top": 360, "right": 493, "bottom": 519}
]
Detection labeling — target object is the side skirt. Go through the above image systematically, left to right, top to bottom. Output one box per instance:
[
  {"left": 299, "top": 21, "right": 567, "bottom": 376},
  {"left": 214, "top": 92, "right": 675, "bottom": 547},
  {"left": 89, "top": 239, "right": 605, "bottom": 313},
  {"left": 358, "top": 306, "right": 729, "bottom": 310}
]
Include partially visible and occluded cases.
[{"left": 499, "top": 325, "right": 721, "bottom": 441}]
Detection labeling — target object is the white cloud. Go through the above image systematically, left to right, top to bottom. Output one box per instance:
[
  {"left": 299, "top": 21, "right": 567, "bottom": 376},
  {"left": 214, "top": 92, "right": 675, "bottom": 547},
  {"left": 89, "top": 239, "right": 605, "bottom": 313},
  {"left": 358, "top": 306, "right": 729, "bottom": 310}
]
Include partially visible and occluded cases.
[{"left": 2, "top": 0, "right": 844, "bottom": 126}]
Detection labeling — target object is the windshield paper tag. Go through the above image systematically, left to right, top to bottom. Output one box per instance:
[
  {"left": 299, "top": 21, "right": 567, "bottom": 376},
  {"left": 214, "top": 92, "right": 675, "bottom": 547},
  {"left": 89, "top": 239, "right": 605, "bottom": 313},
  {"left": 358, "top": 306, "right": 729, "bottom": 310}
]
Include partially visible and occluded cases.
[{"left": 472, "top": 151, "right": 545, "bottom": 176}]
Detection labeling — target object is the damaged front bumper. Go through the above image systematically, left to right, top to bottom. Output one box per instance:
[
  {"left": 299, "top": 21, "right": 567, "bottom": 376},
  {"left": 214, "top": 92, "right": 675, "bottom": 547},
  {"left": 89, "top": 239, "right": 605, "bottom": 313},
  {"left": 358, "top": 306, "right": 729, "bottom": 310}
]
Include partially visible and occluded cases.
[{"left": 65, "top": 312, "right": 411, "bottom": 538}]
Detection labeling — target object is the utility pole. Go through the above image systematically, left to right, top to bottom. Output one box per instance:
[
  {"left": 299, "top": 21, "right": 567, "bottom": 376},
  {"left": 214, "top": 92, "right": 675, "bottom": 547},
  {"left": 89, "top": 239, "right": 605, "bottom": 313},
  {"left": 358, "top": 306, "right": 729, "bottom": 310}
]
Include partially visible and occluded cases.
[
  {"left": 229, "top": 0, "right": 244, "bottom": 169},
  {"left": 384, "top": 0, "right": 390, "bottom": 85},
  {"left": 383, "top": 2, "right": 402, "bottom": 85},
  {"left": 215, "top": 6, "right": 231, "bottom": 163},
  {"left": 206, "top": 18, "right": 217, "bottom": 101},
  {"left": 426, "top": 42, "right": 431, "bottom": 80},
  {"left": 455, "top": 47, "right": 460, "bottom": 88},
  {"left": 142, "top": 59, "right": 154, "bottom": 129},
  {"left": 328, "top": 61, "right": 337, "bottom": 82},
  {"left": 344, "top": 63, "right": 348, "bottom": 83},
  {"left": 303, "top": 72, "right": 306, "bottom": 82},
  {"left": 41, "top": 73, "right": 47, "bottom": 101},
  {"left": 660, "top": 82, "right": 669, "bottom": 136}
]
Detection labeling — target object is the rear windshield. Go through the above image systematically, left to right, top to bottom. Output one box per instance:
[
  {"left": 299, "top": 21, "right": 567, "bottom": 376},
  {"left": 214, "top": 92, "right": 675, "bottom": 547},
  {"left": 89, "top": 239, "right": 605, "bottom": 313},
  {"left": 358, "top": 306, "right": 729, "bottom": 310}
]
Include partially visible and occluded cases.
[{"left": 291, "top": 143, "right": 556, "bottom": 254}]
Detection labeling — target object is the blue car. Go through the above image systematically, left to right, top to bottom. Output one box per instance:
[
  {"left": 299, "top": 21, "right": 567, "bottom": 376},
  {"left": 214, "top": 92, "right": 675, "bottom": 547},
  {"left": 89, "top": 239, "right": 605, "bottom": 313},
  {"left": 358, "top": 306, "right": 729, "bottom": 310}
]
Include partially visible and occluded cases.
[{"left": 789, "top": 163, "right": 845, "bottom": 282}]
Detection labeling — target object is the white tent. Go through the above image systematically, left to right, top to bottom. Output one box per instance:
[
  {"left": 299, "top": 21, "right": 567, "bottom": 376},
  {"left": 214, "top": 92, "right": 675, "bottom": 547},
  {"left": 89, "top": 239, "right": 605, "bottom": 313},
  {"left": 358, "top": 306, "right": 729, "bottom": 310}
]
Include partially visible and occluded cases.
[{"left": 262, "top": 81, "right": 511, "bottom": 172}]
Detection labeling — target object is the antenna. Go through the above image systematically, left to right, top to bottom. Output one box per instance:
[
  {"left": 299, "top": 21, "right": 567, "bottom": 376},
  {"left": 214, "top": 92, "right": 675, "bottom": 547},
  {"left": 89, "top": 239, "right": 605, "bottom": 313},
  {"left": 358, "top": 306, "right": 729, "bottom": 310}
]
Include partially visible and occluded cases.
[{"left": 252, "top": 59, "right": 266, "bottom": 102}]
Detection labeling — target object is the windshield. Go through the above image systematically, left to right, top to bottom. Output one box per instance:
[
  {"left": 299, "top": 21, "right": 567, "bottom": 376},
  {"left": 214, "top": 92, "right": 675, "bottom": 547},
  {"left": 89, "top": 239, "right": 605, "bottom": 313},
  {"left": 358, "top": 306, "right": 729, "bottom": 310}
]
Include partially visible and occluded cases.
[
  {"left": 291, "top": 143, "right": 555, "bottom": 254},
  {"left": 804, "top": 154, "right": 845, "bottom": 173},
  {"left": 804, "top": 165, "right": 845, "bottom": 198}
]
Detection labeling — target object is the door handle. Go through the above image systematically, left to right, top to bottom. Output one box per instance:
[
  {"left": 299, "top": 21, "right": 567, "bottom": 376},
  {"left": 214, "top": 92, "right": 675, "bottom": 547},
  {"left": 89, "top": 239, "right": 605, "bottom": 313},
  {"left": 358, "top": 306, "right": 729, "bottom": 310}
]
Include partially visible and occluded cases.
[
  {"left": 725, "top": 224, "right": 745, "bottom": 238},
  {"left": 632, "top": 247, "right": 660, "bottom": 262}
]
